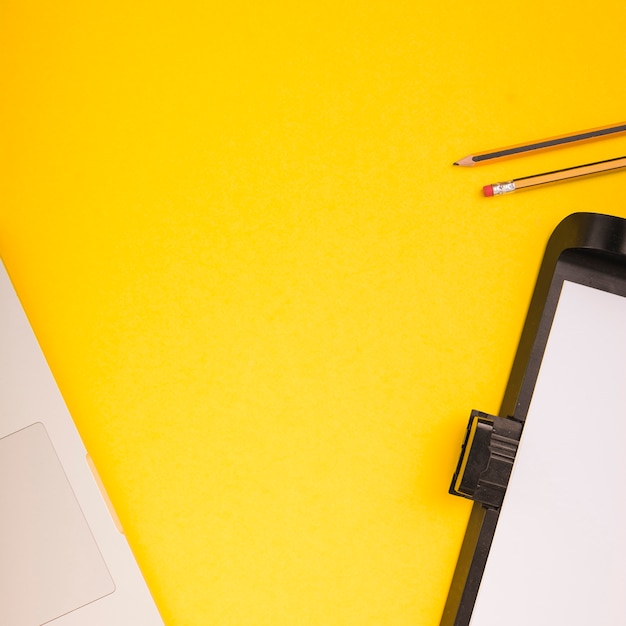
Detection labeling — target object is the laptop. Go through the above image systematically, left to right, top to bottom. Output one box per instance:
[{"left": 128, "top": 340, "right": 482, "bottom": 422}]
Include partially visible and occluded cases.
[{"left": 0, "top": 259, "right": 164, "bottom": 625}]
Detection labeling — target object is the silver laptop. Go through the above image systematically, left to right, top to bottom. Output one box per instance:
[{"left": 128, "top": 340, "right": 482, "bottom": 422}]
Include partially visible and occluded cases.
[{"left": 0, "top": 259, "right": 164, "bottom": 625}]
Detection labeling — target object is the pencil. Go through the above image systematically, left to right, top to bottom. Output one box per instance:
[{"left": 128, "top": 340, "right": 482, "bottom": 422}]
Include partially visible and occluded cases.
[
  {"left": 455, "top": 122, "right": 626, "bottom": 167},
  {"left": 483, "top": 155, "right": 626, "bottom": 197}
]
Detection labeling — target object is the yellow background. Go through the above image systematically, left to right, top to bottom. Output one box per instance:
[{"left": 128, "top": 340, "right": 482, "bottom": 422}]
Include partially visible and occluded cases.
[{"left": 1, "top": 1, "right": 626, "bottom": 624}]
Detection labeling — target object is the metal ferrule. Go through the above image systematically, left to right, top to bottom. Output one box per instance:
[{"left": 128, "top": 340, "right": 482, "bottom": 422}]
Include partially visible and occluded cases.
[{"left": 492, "top": 181, "right": 516, "bottom": 195}]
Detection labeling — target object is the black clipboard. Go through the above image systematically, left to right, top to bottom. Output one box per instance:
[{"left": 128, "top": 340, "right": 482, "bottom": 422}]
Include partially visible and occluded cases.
[{"left": 441, "top": 212, "right": 626, "bottom": 626}]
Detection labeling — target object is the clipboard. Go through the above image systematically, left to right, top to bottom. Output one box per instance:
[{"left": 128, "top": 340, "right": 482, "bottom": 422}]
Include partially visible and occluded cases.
[{"left": 441, "top": 212, "right": 626, "bottom": 625}]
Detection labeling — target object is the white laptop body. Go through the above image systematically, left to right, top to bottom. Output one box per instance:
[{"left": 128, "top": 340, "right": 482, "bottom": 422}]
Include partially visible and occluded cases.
[{"left": 0, "top": 259, "right": 164, "bottom": 625}]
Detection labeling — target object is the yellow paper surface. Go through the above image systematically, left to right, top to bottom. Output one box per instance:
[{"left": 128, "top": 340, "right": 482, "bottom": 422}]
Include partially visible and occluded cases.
[{"left": 1, "top": 1, "right": 626, "bottom": 624}]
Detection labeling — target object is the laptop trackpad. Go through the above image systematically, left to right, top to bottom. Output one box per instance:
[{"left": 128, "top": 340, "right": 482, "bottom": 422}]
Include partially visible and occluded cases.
[{"left": 0, "top": 422, "right": 115, "bottom": 625}]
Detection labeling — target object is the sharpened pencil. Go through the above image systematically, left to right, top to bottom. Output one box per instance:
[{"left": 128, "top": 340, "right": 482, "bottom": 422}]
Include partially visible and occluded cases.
[
  {"left": 455, "top": 122, "right": 626, "bottom": 167},
  {"left": 483, "top": 155, "right": 626, "bottom": 196}
]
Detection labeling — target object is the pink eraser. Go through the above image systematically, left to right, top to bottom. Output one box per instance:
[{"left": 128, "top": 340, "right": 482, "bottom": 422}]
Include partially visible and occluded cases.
[{"left": 483, "top": 184, "right": 494, "bottom": 197}]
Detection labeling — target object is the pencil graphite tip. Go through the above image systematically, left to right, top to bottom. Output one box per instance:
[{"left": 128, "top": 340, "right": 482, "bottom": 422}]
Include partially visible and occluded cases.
[{"left": 454, "top": 155, "right": 476, "bottom": 167}]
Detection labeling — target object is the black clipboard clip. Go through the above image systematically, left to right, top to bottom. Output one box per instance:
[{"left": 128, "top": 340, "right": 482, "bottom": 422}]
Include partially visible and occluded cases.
[{"left": 449, "top": 411, "right": 522, "bottom": 509}]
